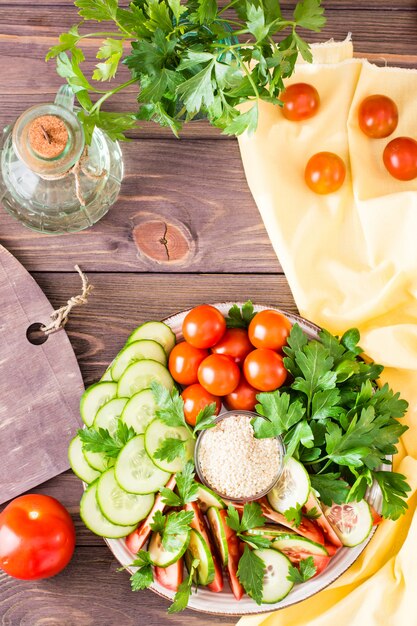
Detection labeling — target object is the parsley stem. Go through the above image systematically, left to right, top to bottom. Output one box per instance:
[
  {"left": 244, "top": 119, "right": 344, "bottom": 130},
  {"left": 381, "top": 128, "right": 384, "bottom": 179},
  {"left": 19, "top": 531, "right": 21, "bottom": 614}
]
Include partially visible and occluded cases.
[
  {"left": 218, "top": 0, "right": 241, "bottom": 15},
  {"left": 80, "top": 32, "right": 132, "bottom": 39},
  {"left": 230, "top": 50, "right": 259, "bottom": 99},
  {"left": 90, "top": 77, "right": 137, "bottom": 114}
]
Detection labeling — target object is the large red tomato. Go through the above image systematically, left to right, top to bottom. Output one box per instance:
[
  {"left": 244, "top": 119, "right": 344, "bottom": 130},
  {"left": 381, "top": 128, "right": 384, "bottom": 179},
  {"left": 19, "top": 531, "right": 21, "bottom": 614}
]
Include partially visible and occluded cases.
[
  {"left": 281, "top": 83, "right": 320, "bottom": 121},
  {"left": 358, "top": 95, "right": 398, "bottom": 139},
  {"left": 383, "top": 137, "right": 417, "bottom": 181},
  {"left": 305, "top": 152, "right": 346, "bottom": 195},
  {"left": 182, "top": 305, "right": 226, "bottom": 349},
  {"left": 248, "top": 310, "right": 292, "bottom": 351},
  {"left": 211, "top": 328, "right": 253, "bottom": 365},
  {"left": 168, "top": 341, "right": 208, "bottom": 385},
  {"left": 243, "top": 349, "right": 287, "bottom": 391},
  {"left": 198, "top": 354, "right": 240, "bottom": 396},
  {"left": 224, "top": 375, "right": 259, "bottom": 412},
  {"left": 181, "top": 383, "right": 221, "bottom": 426},
  {"left": 0, "top": 494, "right": 75, "bottom": 580}
]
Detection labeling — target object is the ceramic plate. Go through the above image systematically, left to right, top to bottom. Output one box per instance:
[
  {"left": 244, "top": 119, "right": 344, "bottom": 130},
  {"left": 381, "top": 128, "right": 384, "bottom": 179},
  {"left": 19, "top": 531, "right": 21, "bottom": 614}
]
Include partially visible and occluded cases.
[{"left": 106, "top": 303, "right": 386, "bottom": 616}]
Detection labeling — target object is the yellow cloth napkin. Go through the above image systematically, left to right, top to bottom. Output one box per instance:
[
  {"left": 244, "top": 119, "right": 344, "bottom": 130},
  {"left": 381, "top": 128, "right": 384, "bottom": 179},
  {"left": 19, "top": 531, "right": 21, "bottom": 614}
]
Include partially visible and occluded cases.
[{"left": 237, "top": 37, "right": 417, "bottom": 626}]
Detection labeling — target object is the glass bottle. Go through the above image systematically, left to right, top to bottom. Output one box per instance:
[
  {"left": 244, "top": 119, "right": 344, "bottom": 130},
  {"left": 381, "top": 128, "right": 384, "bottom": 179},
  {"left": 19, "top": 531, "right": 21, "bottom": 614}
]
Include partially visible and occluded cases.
[{"left": 0, "top": 86, "right": 123, "bottom": 234}]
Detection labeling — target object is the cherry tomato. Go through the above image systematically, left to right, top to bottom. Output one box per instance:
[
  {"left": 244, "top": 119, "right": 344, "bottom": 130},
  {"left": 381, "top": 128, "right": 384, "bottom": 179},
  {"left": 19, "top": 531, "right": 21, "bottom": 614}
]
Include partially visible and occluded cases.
[
  {"left": 281, "top": 83, "right": 320, "bottom": 121},
  {"left": 358, "top": 94, "right": 398, "bottom": 139},
  {"left": 383, "top": 137, "right": 417, "bottom": 181},
  {"left": 305, "top": 152, "right": 346, "bottom": 195},
  {"left": 182, "top": 305, "right": 226, "bottom": 349},
  {"left": 248, "top": 309, "right": 292, "bottom": 350},
  {"left": 211, "top": 328, "right": 253, "bottom": 365},
  {"left": 168, "top": 341, "right": 208, "bottom": 385},
  {"left": 243, "top": 349, "right": 287, "bottom": 391},
  {"left": 198, "top": 354, "right": 240, "bottom": 396},
  {"left": 224, "top": 375, "right": 258, "bottom": 412},
  {"left": 181, "top": 383, "right": 221, "bottom": 426},
  {"left": 0, "top": 494, "right": 75, "bottom": 580}
]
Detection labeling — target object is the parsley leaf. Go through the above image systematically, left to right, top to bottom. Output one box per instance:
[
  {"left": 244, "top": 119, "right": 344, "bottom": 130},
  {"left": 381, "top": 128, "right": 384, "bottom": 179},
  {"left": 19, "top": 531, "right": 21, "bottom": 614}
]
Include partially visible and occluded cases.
[
  {"left": 75, "top": 0, "right": 118, "bottom": 22},
  {"left": 293, "top": 0, "right": 326, "bottom": 32},
  {"left": 226, "top": 301, "right": 256, "bottom": 329},
  {"left": 151, "top": 381, "right": 187, "bottom": 428},
  {"left": 253, "top": 391, "right": 305, "bottom": 438},
  {"left": 193, "top": 403, "right": 218, "bottom": 433},
  {"left": 78, "top": 421, "right": 136, "bottom": 458},
  {"left": 154, "top": 437, "right": 187, "bottom": 463},
  {"left": 161, "top": 461, "right": 199, "bottom": 506},
  {"left": 373, "top": 471, "right": 411, "bottom": 520},
  {"left": 309, "top": 473, "right": 350, "bottom": 507},
  {"left": 226, "top": 503, "right": 270, "bottom": 548},
  {"left": 284, "top": 505, "right": 302, "bottom": 528},
  {"left": 304, "top": 506, "right": 321, "bottom": 520},
  {"left": 154, "top": 510, "right": 194, "bottom": 552},
  {"left": 237, "top": 545, "right": 265, "bottom": 605},
  {"left": 130, "top": 550, "right": 154, "bottom": 591},
  {"left": 287, "top": 556, "right": 316, "bottom": 583},
  {"left": 168, "top": 558, "right": 199, "bottom": 613}
]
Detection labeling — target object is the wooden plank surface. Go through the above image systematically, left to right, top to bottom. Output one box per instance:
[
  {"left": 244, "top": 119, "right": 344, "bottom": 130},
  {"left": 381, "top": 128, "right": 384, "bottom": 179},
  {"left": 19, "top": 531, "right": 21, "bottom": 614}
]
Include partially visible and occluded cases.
[{"left": 1, "top": 0, "right": 417, "bottom": 623}]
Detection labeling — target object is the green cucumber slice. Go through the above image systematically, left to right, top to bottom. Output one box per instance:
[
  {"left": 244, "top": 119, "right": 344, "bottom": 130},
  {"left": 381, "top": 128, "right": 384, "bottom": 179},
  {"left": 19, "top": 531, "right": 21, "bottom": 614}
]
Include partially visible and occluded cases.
[
  {"left": 127, "top": 321, "right": 176, "bottom": 356},
  {"left": 111, "top": 340, "right": 167, "bottom": 382},
  {"left": 118, "top": 360, "right": 174, "bottom": 398},
  {"left": 100, "top": 367, "right": 114, "bottom": 382},
  {"left": 80, "top": 381, "right": 118, "bottom": 427},
  {"left": 120, "top": 389, "right": 157, "bottom": 434},
  {"left": 93, "top": 397, "right": 128, "bottom": 431},
  {"left": 144, "top": 419, "right": 195, "bottom": 473},
  {"left": 115, "top": 434, "right": 170, "bottom": 494},
  {"left": 68, "top": 435, "right": 101, "bottom": 484},
  {"left": 83, "top": 449, "right": 115, "bottom": 473},
  {"left": 267, "top": 457, "right": 310, "bottom": 514},
  {"left": 97, "top": 468, "right": 154, "bottom": 526},
  {"left": 80, "top": 481, "right": 136, "bottom": 538},
  {"left": 196, "top": 484, "right": 225, "bottom": 513},
  {"left": 323, "top": 499, "right": 373, "bottom": 547},
  {"left": 206, "top": 507, "right": 229, "bottom": 566},
  {"left": 185, "top": 529, "right": 215, "bottom": 585},
  {"left": 148, "top": 530, "right": 190, "bottom": 567},
  {"left": 270, "top": 533, "right": 328, "bottom": 556},
  {"left": 254, "top": 548, "right": 294, "bottom": 604}
]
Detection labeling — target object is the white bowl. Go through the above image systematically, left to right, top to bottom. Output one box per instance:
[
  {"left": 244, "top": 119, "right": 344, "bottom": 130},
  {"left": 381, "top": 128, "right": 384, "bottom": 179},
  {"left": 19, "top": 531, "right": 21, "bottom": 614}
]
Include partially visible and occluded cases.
[{"left": 105, "top": 303, "right": 387, "bottom": 616}]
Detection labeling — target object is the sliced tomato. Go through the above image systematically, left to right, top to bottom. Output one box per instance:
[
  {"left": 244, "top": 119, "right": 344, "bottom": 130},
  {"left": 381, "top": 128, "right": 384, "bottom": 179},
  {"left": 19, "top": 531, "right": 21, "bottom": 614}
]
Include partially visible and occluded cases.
[
  {"left": 125, "top": 476, "right": 176, "bottom": 554},
  {"left": 304, "top": 492, "right": 342, "bottom": 547},
  {"left": 257, "top": 498, "right": 325, "bottom": 545},
  {"left": 184, "top": 502, "right": 224, "bottom": 593},
  {"left": 370, "top": 505, "right": 382, "bottom": 526},
  {"left": 219, "top": 509, "right": 244, "bottom": 600},
  {"left": 324, "top": 542, "right": 339, "bottom": 556},
  {"left": 282, "top": 548, "right": 330, "bottom": 577},
  {"left": 311, "top": 554, "right": 331, "bottom": 576},
  {"left": 154, "top": 559, "right": 183, "bottom": 591}
]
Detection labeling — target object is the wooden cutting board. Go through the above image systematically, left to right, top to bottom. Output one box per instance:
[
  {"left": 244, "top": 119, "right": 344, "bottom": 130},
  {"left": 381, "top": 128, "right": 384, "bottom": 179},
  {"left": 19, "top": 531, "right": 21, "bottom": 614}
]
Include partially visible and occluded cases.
[{"left": 0, "top": 245, "right": 84, "bottom": 504}]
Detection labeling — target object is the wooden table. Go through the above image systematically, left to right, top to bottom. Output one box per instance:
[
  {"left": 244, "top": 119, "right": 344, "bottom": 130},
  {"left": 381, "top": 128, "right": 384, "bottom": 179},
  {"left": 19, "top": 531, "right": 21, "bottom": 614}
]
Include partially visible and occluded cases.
[{"left": 1, "top": 1, "right": 416, "bottom": 623}]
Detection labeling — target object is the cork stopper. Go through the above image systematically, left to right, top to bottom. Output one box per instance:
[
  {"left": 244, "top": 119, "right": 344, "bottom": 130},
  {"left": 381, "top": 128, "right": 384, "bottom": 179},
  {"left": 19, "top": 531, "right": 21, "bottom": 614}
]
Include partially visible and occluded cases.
[{"left": 28, "top": 115, "right": 69, "bottom": 159}]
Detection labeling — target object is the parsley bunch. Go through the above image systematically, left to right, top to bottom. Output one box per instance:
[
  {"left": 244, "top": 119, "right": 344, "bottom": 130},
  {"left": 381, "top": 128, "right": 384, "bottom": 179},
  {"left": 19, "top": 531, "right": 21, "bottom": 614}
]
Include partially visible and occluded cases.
[
  {"left": 46, "top": 0, "right": 325, "bottom": 140},
  {"left": 252, "top": 324, "right": 411, "bottom": 520}
]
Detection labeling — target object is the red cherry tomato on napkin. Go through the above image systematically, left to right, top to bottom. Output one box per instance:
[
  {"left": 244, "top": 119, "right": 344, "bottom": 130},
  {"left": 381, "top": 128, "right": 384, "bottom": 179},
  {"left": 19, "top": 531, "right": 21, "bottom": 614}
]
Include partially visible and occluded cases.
[
  {"left": 281, "top": 83, "right": 320, "bottom": 121},
  {"left": 358, "top": 95, "right": 398, "bottom": 139},
  {"left": 383, "top": 137, "right": 417, "bottom": 181},
  {"left": 305, "top": 152, "right": 346, "bottom": 195},
  {"left": 182, "top": 305, "right": 226, "bottom": 349},
  {"left": 248, "top": 310, "right": 292, "bottom": 351},
  {"left": 211, "top": 328, "right": 253, "bottom": 365},
  {"left": 168, "top": 341, "right": 208, "bottom": 385},
  {"left": 243, "top": 349, "right": 287, "bottom": 391},
  {"left": 198, "top": 354, "right": 240, "bottom": 396},
  {"left": 224, "top": 374, "right": 258, "bottom": 412},
  {"left": 181, "top": 383, "right": 221, "bottom": 426},
  {"left": 0, "top": 494, "right": 75, "bottom": 580}
]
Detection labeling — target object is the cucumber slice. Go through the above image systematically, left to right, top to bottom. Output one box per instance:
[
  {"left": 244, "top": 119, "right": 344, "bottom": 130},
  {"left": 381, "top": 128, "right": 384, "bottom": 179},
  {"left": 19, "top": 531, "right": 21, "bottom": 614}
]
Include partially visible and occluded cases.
[
  {"left": 127, "top": 321, "right": 176, "bottom": 356},
  {"left": 111, "top": 340, "right": 167, "bottom": 382},
  {"left": 118, "top": 360, "right": 174, "bottom": 398},
  {"left": 100, "top": 367, "right": 114, "bottom": 382},
  {"left": 80, "top": 381, "right": 118, "bottom": 427},
  {"left": 120, "top": 389, "right": 157, "bottom": 434},
  {"left": 93, "top": 397, "right": 128, "bottom": 431},
  {"left": 144, "top": 419, "right": 195, "bottom": 473},
  {"left": 115, "top": 434, "right": 170, "bottom": 494},
  {"left": 68, "top": 435, "right": 101, "bottom": 484},
  {"left": 83, "top": 448, "right": 115, "bottom": 473},
  {"left": 267, "top": 457, "right": 310, "bottom": 514},
  {"left": 97, "top": 468, "right": 154, "bottom": 526},
  {"left": 80, "top": 481, "right": 136, "bottom": 538},
  {"left": 196, "top": 484, "right": 226, "bottom": 513},
  {"left": 323, "top": 499, "right": 373, "bottom": 547},
  {"left": 206, "top": 507, "right": 229, "bottom": 566},
  {"left": 185, "top": 529, "right": 215, "bottom": 585},
  {"left": 148, "top": 530, "right": 190, "bottom": 567},
  {"left": 270, "top": 533, "right": 328, "bottom": 556},
  {"left": 254, "top": 548, "right": 294, "bottom": 604}
]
